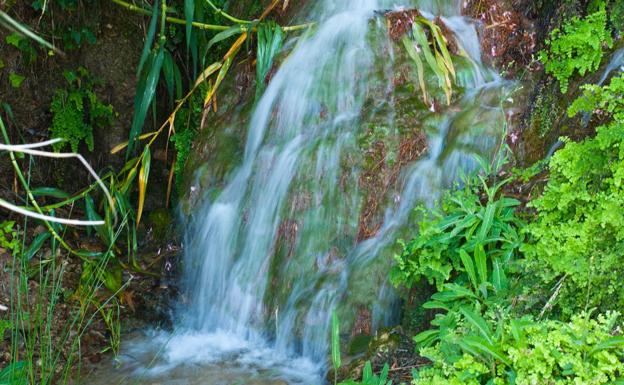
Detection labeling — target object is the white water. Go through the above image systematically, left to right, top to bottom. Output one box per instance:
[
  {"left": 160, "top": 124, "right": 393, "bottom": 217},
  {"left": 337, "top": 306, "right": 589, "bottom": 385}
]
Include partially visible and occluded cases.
[{"left": 92, "top": 1, "right": 514, "bottom": 384}]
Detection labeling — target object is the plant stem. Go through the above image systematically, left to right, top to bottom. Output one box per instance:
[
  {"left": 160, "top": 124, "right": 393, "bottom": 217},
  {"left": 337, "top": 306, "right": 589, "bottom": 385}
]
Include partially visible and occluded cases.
[
  {"left": 110, "top": 0, "right": 314, "bottom": 32},
  {"left": 205, "top": 0, "right": 251, "bottom": 24}
]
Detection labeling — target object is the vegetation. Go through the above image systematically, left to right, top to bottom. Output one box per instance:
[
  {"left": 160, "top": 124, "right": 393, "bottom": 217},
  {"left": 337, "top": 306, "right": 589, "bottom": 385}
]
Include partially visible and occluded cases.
[
  {"left": 2, "top": 0, "right": 624, "bottom": 384},
  {"left": 539, "top": 5, "right": 613, "bottom": 93},
  {"left": 49, "top": 67, "right": 115, "bottom": 153}
]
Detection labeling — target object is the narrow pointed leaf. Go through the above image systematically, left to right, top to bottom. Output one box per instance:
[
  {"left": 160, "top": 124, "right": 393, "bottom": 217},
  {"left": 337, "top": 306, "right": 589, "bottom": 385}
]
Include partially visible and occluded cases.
[
  {"left": 136, "top": 147, "right": 151, "bottom": 227},
  {"left": 475, "top": 243, "right": 488, "bottom": 285},
  {"left": 460, "top": 248, "right": 478, "bottom": 289},
  {"left": 460, "top": 306, "right": 493, "bottom": 345}
]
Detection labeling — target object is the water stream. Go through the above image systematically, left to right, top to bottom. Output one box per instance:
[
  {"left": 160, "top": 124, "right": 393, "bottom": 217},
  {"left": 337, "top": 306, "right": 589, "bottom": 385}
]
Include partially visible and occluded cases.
[{"left": 88, "top": 1, "right": 514, "bottom": 383}]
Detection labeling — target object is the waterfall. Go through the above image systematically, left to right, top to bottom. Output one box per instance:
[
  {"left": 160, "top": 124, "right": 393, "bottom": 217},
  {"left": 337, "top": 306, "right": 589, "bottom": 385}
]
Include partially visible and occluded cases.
[{"left": 93, "top": 1, "right": 514, "bottom": 384}]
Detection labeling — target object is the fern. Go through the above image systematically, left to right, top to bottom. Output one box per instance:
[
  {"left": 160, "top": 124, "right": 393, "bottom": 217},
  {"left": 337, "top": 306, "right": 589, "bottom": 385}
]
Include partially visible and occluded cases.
[
  {"left": 539, "top": 7, "right": 613, "bottom": 93},
  {"left": 49, "top": 68, "right": 115, "bottom": 152}
]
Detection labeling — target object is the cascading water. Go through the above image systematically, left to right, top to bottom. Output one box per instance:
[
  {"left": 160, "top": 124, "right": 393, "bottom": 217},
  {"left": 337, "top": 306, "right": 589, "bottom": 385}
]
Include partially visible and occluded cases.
[{"left": 89, "top": 1, "right": 514, "bottom": 384}]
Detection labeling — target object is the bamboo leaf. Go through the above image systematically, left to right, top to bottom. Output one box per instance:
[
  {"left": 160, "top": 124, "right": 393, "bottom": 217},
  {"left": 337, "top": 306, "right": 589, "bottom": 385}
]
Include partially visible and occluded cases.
[
  {"left": 184, "top": 0, "right": 194, "bottom": 48},
  {"left": 137, "top": 1, "right": 159, "bottom": 77},
  {"left": 207, "top": 26, "right": 243, "bottom": 51},
  {"left": 128, "top": 47, "right": 164, "bottom": 157},
  {"left": 163, "top": 49, "right": 175, "bottom": 106},
  {"left": 194, "top": 61, "right": 223, "bottom": 88},
  {"left": 136, "top": 147, "right": 151, "bottom": 227},
  {"left": 31, "top": 187, "right": 70, "bottom": 199}
]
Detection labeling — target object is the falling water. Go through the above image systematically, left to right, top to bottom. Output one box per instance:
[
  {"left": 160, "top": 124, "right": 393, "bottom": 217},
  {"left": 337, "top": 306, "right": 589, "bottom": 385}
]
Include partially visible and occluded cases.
[{"left": 89, "top": 1, "right": 514, "bottom": 384}]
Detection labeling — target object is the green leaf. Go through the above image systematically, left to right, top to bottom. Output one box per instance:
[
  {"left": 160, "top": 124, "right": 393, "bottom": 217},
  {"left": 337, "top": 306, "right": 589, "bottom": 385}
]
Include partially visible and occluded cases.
[
  {"left": 184, "top": 0, "right": 194, "bottom": 48},
  {"left": 137, "top": 1, "right": 159, "bottom": 77},
  {"left": 207, "top": 26, "right": 243, "bottom": 50},
  {"left": 5, "top": 32, "right": 23, "bottom": 47},
  {"left": 128, "top": 47, "right": 164, "bottom": 156},
  {"left": 163, "top": 50, "right": 175, "bottom": 106},
  {"left": 9, "top": 73, "right": 25, "bottom": 88},
  {"left": 31, "top": 187, "right": 70, "bottom": 199},
  {"left": 478, "top": 202, "right": 497, "bottom": 241},
  {"left": 23, "top": 231, "right": 50, "bottom": 260},
  {"left": 474, "top": 243, "right": 488, "bottom": 285},
  {"left": 459, "top": 248, "right": 478, "bottom": 289},
  {"left": 492, "top": 258, "right": 508, "bottom": 291},
  {"left": 432, "top": 283, "right": 477, "bottom": 302},
  {"left": 460, "top": 306, "right": 493, "bottom": 345},
  {"left": 331, "top": 311, "right": 341, "bottom": 370},
  {"left": 413, "top": 329, "right": 439, "bottom": 347},
  {"left": 459, "top": 335, "right": 511, "bottom": 366},
  {"left": 590, "top": 336, "right": 624, "bottom": 355},
  {"left": 363, "top": 361, "right": 373, "bottom": 382}
]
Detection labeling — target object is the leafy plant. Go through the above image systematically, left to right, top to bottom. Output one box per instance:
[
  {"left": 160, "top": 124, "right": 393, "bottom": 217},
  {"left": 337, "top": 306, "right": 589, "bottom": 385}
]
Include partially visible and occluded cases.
[
  {"left": 539, "top": 6, "right": 613, "bottom": 93},
  {"left": 401, "top": 17, "right": 460, "bottom": 105},
  {"left": 5, "top": 32, "right": 38, "bottom": 63},
  {"left": 49, "top": 67, "right": 115, "bottom": 152},
  {"left": 8, "top": 73, "right": 25, "bottom": 88},
  {"left": 568, "top": 73, "right": 624, "bottom": 123},
  {"left": 391, "top": 166, "right": 523, "bottom": 292},
  {"left": 0, "top": 220, "right": 21, "bottom": 255},
  {"left": 331, "top": 311, "right": 393, "bottom": 385},
  {"left": 412, "top": 312, "right": 624, "bottom": 385}
]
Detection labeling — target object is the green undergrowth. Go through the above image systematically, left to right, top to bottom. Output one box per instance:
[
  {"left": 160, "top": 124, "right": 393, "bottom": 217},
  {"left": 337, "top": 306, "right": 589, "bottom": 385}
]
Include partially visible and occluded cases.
[
  {"left": 539, "top": 3, "right": 613, "bottom": 93},
  {"left": 369, "top": 17, "right": 624, "bottom": 382},
  {"left": 49, "top": 67, "right": 115, "bottom": 153}
]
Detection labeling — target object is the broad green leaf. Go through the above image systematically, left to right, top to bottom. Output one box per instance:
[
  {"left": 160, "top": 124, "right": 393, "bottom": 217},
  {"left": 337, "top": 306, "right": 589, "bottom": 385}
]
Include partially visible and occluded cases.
[
  {"left": 31, "top": 187, "right": 70, "bottom": 199},
  {"left": 478, "top": 202, "right": 497, "bottom": 241},
  {"left": 23, "top": 231, "right": 50, "bottom": 260},
  {"left": 475, "top": 243, "right": 488, "bottom": 285},
  {"left": 459, "top": 248, "right": 478, "bottom": 289},
  {"left": 492, "top": 258, "right": 508, "bottom": 291},
  {"left": 432, "top": 283, "right": 477, "bottom": 302},
  {"left": 460, "top": 306, "right": 493, "bottom": 345},
  {"left": 331, "top": 311, "right": 341, "bottom": 370},
  {"left": 413, "top": 329, "right": 439, "bottom": 347},
  {"left": 460, "top": 335, "right": 511, "bottom": 366},
  {"left": 590, "top": 336, "right": 624, "bottom": 355},
  {"left": 363, "top": 361, "right": 373, "bottom": 382}
]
